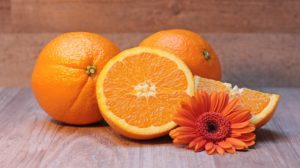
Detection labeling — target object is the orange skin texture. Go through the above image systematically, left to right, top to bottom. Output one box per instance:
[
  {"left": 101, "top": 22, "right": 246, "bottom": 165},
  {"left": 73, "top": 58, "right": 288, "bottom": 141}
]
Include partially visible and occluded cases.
[
  {"left": 140, "top": 29, "right": 222, "bottom": 80},
  {"left": 31, "top": 32, "right": 120, "bottom": 125}
]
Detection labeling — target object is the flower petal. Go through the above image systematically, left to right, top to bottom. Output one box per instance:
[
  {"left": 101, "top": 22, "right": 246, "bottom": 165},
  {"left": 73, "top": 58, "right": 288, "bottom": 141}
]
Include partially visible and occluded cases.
[
  {"left": 170, "top": 91, "right": 256, "bottom": 155},
  {"left": 193, "top": 91, "right": 205, "bottom": 114},
  {"left": 201, "top": 91, "right": 210, "bottom": 112},
  {"left": 210, "top": 92, "right": 229, "bottom": 113},
  {"left": 210, "top": 92, "right": 219, "bottom": 112},
  {"left": 218, "top": 92, "right": 229, "bottom": 113},
  {"left": 190, "top": 96, "right": 204, "bottom": 118},
  {"left": 222, "top": 98, "right": 240, "bottom": 116},
  {"left": 181, "top": 101, "right": 194, "bottom": 115},
  {"left": 176, "top": 109, "right": 197, "bottom": 121},
  {"left": 227, "top": 110, "right": 252, "bottom": 123},
  {"left": 231, "top": 113, "right": 252, "bottom": 123},
  {"left": 173, "top": 117, "right": 195, "bottom": 127},
  {"left": 231, "top": 121, "right": 251, "bottom": 129},
  {"left": 172, "top": 126, "right": 195, "bottom": 133},
  {"left": 232, "top": 126, "right": 255, "bottom": 134},
  {"left": 169, "top": 127, "right": 196, "bottom": 137},
  {"left": 169, "top": 128, "right": 194, "bottom": 138},
  {"left": 169, "top": 129, "right": 177, "bottom": 138},
  {"left": 171, "top": 131, "right": 198, "bottom": 144},
  {"left": 231, "top": 133, "right": 242, "bottom": 137},
  {"left": 237, "top": 133, "right": 256, "bottom": 141},
  {"left": 175, "top": 134, "right": 198, "bottom": 142},
  {"left": 188, "top": 137, "right": 204, "bottom": 148},
  {"left": 226, "top": 138, "right": 247, "bottom": 148},
  {"left": 173, "top": 139, "right": 193, "bottom": 144},
  {"left": 194, "top": 140, "right": 207, "bottom": 152},
  {"left": 244, "top": 140, "right": 255, "bottom": 147},
  {"left": 218, "top": 141, "right": 233, "bottom": 149},
  {"left": 205, "top": 142, "right": 214, "bottom": 151},
  {"left": 206, "top": 144, "right": 216, "bottom": 155},
  {"left": 216, "top": 145, "right": 225, "bottom": 155},
  {"left": 235, "top": 145, "right": 248, "bottom": 150},
  {"left": 225, "top": 147, "right": 236, "bottom": 154}
]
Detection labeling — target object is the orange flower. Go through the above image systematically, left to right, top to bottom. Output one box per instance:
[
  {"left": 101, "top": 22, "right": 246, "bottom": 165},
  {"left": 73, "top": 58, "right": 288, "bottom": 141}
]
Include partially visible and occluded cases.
[{"left": 169, "top": 91, "right": 256, "bottom": 155}]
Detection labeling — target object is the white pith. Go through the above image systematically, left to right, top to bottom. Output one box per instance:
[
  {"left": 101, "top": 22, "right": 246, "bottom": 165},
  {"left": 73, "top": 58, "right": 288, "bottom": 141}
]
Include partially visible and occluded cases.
[
  {"left": 134, "top": 81, "right": 157, "bottom": 97},
  {"left": 223, "top": 82, "right": 244, "bottom": 96}
]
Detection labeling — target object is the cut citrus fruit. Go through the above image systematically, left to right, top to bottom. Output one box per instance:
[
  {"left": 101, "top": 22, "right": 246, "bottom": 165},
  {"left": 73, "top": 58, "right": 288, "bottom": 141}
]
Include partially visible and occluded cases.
[
  {"left": 96, "top": 47, "right": 194, "bottom": 140},
  {"left": 194, "top": 76, "right": 280, "bottom": 128}
]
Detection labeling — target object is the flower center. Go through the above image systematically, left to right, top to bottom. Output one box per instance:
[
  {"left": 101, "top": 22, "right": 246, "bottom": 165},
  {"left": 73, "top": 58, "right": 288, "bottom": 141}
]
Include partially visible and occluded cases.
[
  {"left": 134, "top": 81, "right": 156, "bottom": 97},
  {"left": 195, "top": 112, "right": 231, "bottom": 142}
]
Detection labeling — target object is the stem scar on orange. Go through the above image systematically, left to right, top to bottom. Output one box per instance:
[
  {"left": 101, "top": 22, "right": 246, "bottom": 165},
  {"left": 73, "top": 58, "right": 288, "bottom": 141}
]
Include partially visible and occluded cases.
[
  {"left": 140, "top": 29, "right": 222, "bottom": 80},
  {"left": 32, "top": 32, "right": 120, "bottom": 125},
  {"left": 96, "top": 47, "right": 194, "bottom": 140}
]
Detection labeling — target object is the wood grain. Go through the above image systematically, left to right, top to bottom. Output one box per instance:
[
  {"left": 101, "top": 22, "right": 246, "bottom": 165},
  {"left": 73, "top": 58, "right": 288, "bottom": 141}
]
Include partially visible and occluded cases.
[
  {"left": 0, "top": 0, "right": 299, "bottom": 33},
  {"left": 0, "top": 0, "right": 11, "bottom": 32},
  {"left": 1, "top": 0, "right": 300, "bottom": 87},
  {"left": 0, "top": 33, "right": 299, "bottom": 87},
  {"left": 0, "top": 87, "right": 299, "bottom": 168}
]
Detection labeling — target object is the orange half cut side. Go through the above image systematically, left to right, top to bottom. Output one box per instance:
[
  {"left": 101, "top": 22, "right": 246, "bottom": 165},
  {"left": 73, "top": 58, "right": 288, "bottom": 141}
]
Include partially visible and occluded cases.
[{"left": 97, "top": 47, "right": 194, "bottom": 139}]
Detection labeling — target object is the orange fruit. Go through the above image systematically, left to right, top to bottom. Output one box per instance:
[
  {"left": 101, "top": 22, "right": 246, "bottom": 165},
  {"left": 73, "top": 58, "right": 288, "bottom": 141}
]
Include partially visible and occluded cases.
[
  {"left": 139, "top": 29, "right": 222, "bottom": 80},
  {"left": 32, "top": 32, "right": 120, "bottom": 125},
  {"left": 96, "top": 47, "right": 194, "bottom": 140},
  {"left": 194, "top": 76, "right": 280, "bottom": 128}
]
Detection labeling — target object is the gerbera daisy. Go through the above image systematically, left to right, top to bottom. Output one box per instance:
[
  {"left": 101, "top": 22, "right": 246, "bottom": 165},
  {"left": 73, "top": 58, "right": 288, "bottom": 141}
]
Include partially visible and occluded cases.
[{"left": 169, "top": 91, "right": 256, "bottom": 155}]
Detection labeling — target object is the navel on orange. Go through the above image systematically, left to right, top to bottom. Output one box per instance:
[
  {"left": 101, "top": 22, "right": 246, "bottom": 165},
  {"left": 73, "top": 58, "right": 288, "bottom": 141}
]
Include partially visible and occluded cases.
[
  {"left": 140, "top": 29, "right": 222, "bottom": 80},
  {"left": 32, "top": 32, "right": 120, "bottom": 125},
  {"left": 96, "top": 47, "right": 194, "bottom": 140},
  {"left": 194, "top": 76, "right": 280, "bottom": 128}
]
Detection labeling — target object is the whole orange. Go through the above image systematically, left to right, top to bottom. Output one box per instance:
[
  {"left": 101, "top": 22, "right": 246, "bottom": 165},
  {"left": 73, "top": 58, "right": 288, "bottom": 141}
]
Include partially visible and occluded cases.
[
  {"left": 139, "top": 29, "right": 222, "bottom": 80},
  {"left": 32, "top": 32, "right": 120, "bottom": 125}
]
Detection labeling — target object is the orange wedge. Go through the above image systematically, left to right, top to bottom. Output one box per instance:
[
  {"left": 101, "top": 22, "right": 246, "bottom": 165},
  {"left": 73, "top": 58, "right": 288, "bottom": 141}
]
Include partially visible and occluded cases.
[
  {"left": 96, "top": 47, "right": 194, "bottom": 140},
  {"left": 194, "top": 76, "right": 280, "bottom": 128}
]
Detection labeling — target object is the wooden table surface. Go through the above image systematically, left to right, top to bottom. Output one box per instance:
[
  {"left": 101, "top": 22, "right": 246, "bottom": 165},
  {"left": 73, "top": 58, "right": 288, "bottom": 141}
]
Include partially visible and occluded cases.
[{"left": 0, "top": 87, "right": 299, "bottom": 168}]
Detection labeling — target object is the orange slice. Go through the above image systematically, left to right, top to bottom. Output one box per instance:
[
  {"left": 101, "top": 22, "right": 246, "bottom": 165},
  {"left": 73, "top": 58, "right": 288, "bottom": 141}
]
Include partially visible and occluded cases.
[
  {"left": 96, "top": 47, "right": 194, "bottom": 140},
  {"left": 194, "top": 76, "right": 280, "bottom": 128}
]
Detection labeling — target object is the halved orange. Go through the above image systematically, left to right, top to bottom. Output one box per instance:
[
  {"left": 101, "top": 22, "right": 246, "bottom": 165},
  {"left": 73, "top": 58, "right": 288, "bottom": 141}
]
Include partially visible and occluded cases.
[
  {"left": 96, "top": 47, "right": 194, "bottom": 140},
  {"left": 194, "top": 76, "right": 280, "bottom": 128}
]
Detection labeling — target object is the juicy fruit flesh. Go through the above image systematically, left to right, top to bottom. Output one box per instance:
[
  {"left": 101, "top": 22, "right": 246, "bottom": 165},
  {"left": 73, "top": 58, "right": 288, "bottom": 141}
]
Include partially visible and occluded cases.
[
  {"left": 102, "top": 53, "right": 190, "bottom": 128},
  {"left": 196, "top": 77, "right": 271, "bottom": 115},
  {"left": 197, "top": 77, "right": 229, "bottom": 93},
  {"left": 236, "top": 89, "right": 270, "bottom": 115}
]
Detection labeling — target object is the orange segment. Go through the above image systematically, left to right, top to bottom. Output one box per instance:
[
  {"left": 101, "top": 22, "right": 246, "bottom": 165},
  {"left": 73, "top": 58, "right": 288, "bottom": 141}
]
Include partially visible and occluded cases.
[
  {"left": 96, "top": 47, "right": 194, "bottom": 140},
  {"left": 194, "top": 76, "right": 280, "bottom": 128},
  {"left": 196, "top": 77, "right": 229, "bottom": 93},
  {"left": 238, "top": 89, "right": 271, "bottom": 115}
]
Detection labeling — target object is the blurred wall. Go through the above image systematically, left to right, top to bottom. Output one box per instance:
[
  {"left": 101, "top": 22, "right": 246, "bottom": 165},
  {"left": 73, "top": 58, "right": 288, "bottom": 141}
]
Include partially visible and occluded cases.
[{"left": 0, "top": 0, "right": 299, "bottom": 87}]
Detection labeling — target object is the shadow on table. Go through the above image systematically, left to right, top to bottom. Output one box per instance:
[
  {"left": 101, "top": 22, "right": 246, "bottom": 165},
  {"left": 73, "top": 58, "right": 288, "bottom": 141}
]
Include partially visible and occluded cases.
[
  {"left": 48, "top": 118, "right": 172, "bottom": 146},
  {"left": 50, "top": 118, "right": 109, "bottom": 127},
  {"left": 48, "top": 119, "right": 290, "bottom": 147},
  {"left": 255, "top": 128, "right": 287, "bottom": 143},
  {"left": 130, "top": 135, "right": 172, "bottom": 145}
]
